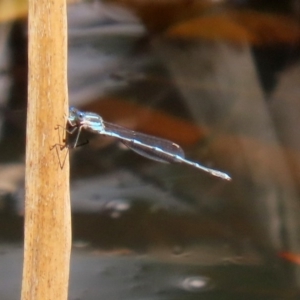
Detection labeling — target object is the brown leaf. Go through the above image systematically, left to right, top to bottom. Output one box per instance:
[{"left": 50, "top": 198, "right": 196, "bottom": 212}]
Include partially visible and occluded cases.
[
  {"left": 0, "top": 0, "right": 28, "bottom": 22},
  {"left": 107, "top": 0, "right": 217, "bottom": 32},
  {"left": 166, "top": 10, "right": 300, "bottom": 46},
  {"left": 233, "top": 10, "right": 300, "bottom": 45},
  {"left": 167, "top": 14, "right": 258, "bottom": 44}
]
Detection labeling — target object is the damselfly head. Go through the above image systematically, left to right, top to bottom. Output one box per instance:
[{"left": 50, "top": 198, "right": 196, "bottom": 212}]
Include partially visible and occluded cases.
[{"left": 69, "top": 106, "right": 85, "bottom": 125}]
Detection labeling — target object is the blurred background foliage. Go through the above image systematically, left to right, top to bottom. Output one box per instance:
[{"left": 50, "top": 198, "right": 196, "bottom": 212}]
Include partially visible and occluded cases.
[{"left": 1, "top": 0, "right": 300, "bottom": 45}]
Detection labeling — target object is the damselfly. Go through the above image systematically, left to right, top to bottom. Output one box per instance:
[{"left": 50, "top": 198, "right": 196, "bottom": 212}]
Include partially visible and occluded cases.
[{"left": 66, "top": 107, "right": 231, "bottom": 181}]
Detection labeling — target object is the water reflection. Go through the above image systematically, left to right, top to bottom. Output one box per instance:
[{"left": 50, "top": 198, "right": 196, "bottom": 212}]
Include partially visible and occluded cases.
[{"left": 179, "top": 276, "right": 212, "bottom": 292}]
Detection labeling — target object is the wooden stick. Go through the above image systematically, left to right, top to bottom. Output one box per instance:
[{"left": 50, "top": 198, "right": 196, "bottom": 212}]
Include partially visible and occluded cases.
[{"left": 21, "top": 0, "right": 71, "bottom": 299}]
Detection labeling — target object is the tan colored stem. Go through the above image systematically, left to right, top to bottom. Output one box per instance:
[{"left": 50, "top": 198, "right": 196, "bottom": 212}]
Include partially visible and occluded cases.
[{"left": 21, "top": 0, "right": 71, "bottom": 299}]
